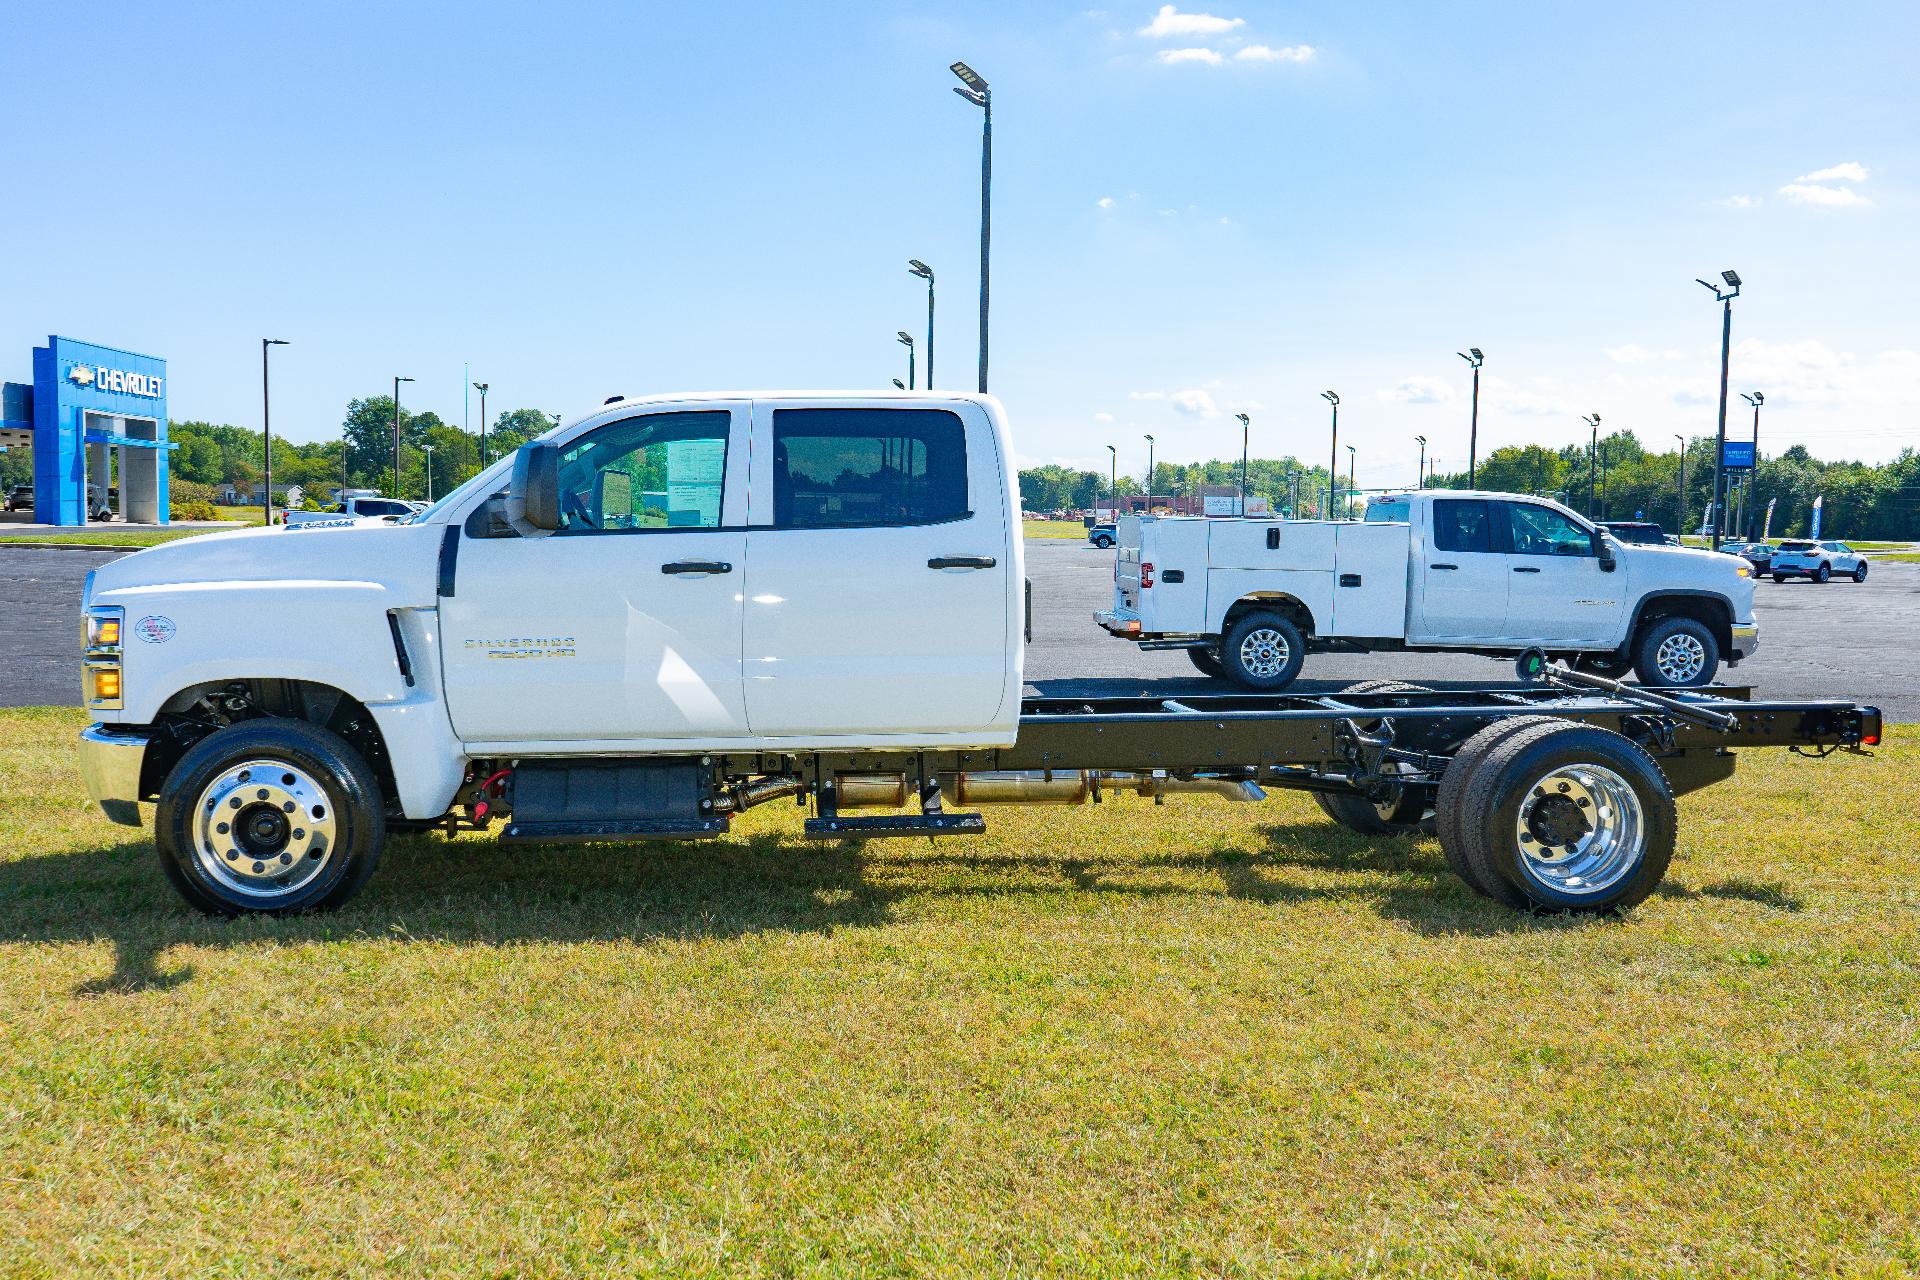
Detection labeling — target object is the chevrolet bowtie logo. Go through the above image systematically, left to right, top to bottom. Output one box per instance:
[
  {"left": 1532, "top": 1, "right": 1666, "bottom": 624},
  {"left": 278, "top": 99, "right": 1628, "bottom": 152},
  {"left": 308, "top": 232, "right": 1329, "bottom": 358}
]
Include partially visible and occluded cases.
[{"left": 67, "top": 365, "right": 96, "bottom": 387}]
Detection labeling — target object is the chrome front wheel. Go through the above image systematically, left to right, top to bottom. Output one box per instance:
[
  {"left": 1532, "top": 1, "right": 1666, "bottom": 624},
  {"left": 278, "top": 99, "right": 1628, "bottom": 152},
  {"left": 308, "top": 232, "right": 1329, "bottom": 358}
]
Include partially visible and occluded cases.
[{"left": 190, "top": 759, "right": 340, "bottom": 903}]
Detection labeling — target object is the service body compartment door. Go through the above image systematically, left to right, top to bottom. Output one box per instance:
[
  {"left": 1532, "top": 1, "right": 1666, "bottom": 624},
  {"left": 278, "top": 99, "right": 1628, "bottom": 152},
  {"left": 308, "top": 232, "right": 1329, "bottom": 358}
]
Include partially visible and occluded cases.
[
  {"left": 741, "top": 399, "right": 1013, "bottom": 737},
  {"left": 440, "top": 402, "right": 751, "bottom": 744},
  {"left": 1123, "top": 517, "right": 1208, "bottom": 632},
  {"left": 1328, "top": 523, "right": 1411, "bottom": 638}
]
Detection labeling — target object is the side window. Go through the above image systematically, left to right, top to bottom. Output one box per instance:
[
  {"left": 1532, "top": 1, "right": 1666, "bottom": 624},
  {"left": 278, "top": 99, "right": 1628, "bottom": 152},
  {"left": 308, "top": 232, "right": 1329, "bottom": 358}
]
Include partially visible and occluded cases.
[
  {"left": 772, "top": 407, "right": 968, "bottom": 528},
  {"left": 554, "top": 411, "right": 729, "bottom": 533},
  {"left": 1432, "top": 499, "right": 1494, "bottom": 554},
  {"left": 1506, "top": 503, "right": 1594, "bottom": 557}
]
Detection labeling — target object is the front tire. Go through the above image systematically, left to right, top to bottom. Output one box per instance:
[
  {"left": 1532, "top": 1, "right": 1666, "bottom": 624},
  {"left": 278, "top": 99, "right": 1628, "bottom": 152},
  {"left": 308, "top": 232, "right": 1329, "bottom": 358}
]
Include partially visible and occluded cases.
[
  {"left": 1092, "top": 535, "right": 1113, "bottom": 549},
  {"left": 1853, "top": 563, "right": 1868, "bottom": 583},
  {"left": 1221, "top": 611, "right": 1307, "bottom": 691},
  {"left": 1632, "top": 616, "right": 1720, "bottom": 688},
  {"left": 155, "top": 718, "right": 386, "bottom": 916}
]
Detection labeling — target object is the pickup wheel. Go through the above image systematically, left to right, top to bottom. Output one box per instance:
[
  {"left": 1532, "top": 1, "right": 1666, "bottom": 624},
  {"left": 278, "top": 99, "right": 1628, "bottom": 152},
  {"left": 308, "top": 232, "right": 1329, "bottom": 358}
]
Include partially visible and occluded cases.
[
  {"left": 1091, "top": 534, "right": 1114, "bottom": 549},
  {"left": 1221, "top": 611, "right": 1307, "bottom": 691},
  {"left": 1631, "top": 616, "right": 1720, "bottom": 688},
  {"left": 1186, "top": 647, "right": 1226, "bottom": 679},
  {"left": 1579, "top": 653, "right": 1633, "bottom": 679},
  {"left": 1312, "top": 682, "right": 1431, "bottom": 835},
  {"left": 155, "top": 718, "right": 386, "bottom": 917},
  {"left": 1444, "top": 721, "right": 1676, "bottom": 914}
]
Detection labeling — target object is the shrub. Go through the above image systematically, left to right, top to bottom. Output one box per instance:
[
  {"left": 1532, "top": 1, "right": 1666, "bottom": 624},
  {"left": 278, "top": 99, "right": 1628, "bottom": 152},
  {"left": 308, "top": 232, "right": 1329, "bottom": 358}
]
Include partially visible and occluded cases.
[{"left": 170, "top": 499, "right": 220, "bottom": 522}]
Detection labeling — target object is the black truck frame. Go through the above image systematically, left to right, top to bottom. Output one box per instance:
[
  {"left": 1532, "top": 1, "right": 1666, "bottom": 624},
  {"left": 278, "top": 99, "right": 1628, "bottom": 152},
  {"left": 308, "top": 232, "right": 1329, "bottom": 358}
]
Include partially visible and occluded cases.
[{"left": 477, "top": 665, "right": 1881, "bottom": 917}]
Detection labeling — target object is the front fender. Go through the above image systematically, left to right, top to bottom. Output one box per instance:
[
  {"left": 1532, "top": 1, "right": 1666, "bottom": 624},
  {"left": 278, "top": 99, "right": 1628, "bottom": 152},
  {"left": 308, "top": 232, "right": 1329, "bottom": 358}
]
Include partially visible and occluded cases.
[{"left": 95, "top": 580, "right": 414, "bottom": 722}]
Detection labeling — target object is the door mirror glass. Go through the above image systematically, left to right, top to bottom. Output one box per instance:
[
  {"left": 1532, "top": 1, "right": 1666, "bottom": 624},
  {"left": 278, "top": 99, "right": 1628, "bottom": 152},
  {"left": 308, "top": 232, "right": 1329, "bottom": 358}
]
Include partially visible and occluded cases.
[{"left": 509, "top": 441, "right": 561, "bottom": 531}]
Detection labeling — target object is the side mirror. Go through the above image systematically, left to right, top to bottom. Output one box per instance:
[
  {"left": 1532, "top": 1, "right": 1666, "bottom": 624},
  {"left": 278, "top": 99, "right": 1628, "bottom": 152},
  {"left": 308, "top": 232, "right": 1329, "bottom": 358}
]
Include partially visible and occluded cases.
[
  {"left": 509, "top": 442, "right": 560, "bottom": 532},
  {"left": 1593, "top": 528, "right": 1617, "bottom": 571}
]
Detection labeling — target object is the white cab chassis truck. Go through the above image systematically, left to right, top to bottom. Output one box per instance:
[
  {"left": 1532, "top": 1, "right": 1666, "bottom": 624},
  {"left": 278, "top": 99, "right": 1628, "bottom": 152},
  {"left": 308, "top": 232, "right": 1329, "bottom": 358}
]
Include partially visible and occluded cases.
[
  {"left": 76, "top": 394, "right": 1873, "bottom": 919},
  {"left": 1096, "top": 492, "right": 1760, "bottom": 691}
]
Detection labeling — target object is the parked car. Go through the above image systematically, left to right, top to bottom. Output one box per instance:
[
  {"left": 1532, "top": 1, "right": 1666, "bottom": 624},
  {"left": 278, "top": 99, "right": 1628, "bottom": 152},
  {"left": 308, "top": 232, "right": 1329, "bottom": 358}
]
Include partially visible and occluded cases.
[
  {"left": 4, "top": 485, "right": 31, "bottom": 512},
  {"left": 282, "top": 495, "right": 421, "bottom": 527},
  {"left": 1599, "top": 521, "right": 1667, "bottom": 546},
  {"left": 1087, "top": 523, "right": 1116, "bottom": 549},
  {"left": 1770, "top": 539, "right": 1868, "bottom": 583},
  {"left": 1734, "top": 542, "right": 1775, "bottom": 577}
]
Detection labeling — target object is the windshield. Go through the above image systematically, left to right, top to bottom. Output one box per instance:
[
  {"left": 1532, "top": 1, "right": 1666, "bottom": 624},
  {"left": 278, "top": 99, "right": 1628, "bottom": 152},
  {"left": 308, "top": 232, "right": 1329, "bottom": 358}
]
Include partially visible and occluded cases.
[
  {"left": 407, "top": 453, "right": 520, "bottom": 524},
  {"left": 1366, "top": 499, "right": 1410, "bottom": 523},
  {"left": 1779, "top": 540, "right": 1815, "bottom": 551}
]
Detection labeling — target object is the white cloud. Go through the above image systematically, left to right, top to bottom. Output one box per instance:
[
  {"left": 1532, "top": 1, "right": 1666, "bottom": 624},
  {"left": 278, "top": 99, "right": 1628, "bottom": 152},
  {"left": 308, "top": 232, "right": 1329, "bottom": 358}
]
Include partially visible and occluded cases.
[
  {"left": 1139, "top": 5, "right": 1244, "bottom": 37},
  {"left": 1235, "top": 43, "right": 1314, "bottom": 62},
  {"left": 1157, "top": 46, "right": 1223, "bottom": 65},
  {"left": 1793, "top": 162, "right": 1869, "bottom": 184},
  {"left": 1778, "top": 182, "right": 1872, "bottom": 208},
  {"left": 1717, "top": 195, "right": 1761, "bottom": 208},
  {"left": 1096, "top": 196, "right": 1115, "bottom": 209},
  {"left": 1604, "top": 343, "right": 1687, "bottom": 364},
  {"left": 1377, "top": 376, "right": 1455, "bottom": 405},
  {"left": 1482, "top": 377, "right": 1572, "bottom": 418},
  {"left": 1130, "top": 388, "right": 1221, "bottom": 417},
  {"left": 1093, "top": 411, "right": 1115, "bottom": 423}
]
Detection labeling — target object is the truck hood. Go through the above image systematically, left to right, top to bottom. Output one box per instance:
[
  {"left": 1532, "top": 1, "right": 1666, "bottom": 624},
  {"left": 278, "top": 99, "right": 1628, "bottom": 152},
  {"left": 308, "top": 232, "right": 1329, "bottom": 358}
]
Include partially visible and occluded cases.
[{"left": 88, "top": 519, "right": 446, "bottom": 606}]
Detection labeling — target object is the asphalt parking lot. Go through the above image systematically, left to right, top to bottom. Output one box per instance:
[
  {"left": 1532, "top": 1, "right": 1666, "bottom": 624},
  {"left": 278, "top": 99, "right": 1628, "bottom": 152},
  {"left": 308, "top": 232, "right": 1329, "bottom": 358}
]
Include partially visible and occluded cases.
[{"left": 5, "top": 541, "right": 1916, "bottom": 718}]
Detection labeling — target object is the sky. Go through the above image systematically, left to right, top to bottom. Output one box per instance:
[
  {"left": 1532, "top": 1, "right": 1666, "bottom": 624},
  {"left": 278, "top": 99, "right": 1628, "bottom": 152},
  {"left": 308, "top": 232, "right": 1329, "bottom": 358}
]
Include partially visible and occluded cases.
[{"left": 3, "top": 0, "right": 1916, "bottom": 491}]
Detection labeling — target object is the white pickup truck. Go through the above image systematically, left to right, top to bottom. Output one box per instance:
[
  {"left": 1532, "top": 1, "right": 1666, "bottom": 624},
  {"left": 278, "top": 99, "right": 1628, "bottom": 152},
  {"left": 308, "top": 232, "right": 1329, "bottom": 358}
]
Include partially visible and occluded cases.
[
  {"left": 76, "top": 392, "right": 1865, "bottom": 921},
  {"left": 1096, "top": 491, "right": 1759, "bottom": 690},
  {"left": 282, "top": 494, "right": 424, "bottom": 527}
]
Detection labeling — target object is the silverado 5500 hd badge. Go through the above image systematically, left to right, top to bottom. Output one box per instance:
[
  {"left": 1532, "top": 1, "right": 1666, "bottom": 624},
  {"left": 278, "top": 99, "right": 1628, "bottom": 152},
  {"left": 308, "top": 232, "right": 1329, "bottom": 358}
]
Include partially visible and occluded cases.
[{"left": 465, "top": 636, "right": 577, "bottom": 659}]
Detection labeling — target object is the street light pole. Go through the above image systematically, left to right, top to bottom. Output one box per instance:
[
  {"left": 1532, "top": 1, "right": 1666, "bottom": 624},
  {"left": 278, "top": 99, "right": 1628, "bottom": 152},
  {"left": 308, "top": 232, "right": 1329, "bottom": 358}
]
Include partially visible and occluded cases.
[
  {"left": 950, "top": 63, "right": 991, "bottom": 393},
  {"left": 907, "top": 260, "right": 935, "bottom": 389},
  {"left": 1697, "top": 270, "right": 1742, "bottom": 550},
  {"left": 897, "top": 331, "right": 915, "bottom": 390},
  {"left": 260, "top": 339, "right": 288, "bottom": 525},
  {"left": 1458, "top": 348, "right": 1483, "bottom": 486},
  {"left": 392, "top": 375, "right": 415, "bottom": 499},
  {"left": 473, "top": 382, "right": 490, "bottom": 468},
  {"left": 1320, "top": 391, "right": 1339, "bottom": 518},
  {"left": 1740, "top": 391, "right": 1764, "bottom": 541},
  {"left": 1234, "top": 413, "right": 1250, "bottom": 514},
  {"left": 1583, "top": 414, "right": 1601, "bottom": 518},
  {"left": 1144, "top": 434, "right": 1155, "bottom": 510},
  {"left": 1674, "top": 434, "right": 1687, "bottom": 537},
  {"left": 1414, "top": 435, "right": 1427, "bottom": 488},
  {"left": 422, "top": 443, "right": 435, "bottom": 503},
  {"left": 1106, "top": 444, "right": 1117, "bottom": 518},
  {"left": 1346, "top": 445, "right": 1356, "bottom": 516}
]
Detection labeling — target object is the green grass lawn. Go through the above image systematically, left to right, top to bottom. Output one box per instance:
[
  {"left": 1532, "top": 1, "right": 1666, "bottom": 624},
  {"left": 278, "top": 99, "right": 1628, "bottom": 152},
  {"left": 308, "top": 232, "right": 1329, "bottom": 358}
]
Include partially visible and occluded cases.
[
  {"left": 0, "top": 510, "right": 268, "bottom": 548},
  {"left": 1022, "top": 519, "right": 1093, "bottom": 540},
  {"left": 2, "top": 706, "right": 1917, "bottom": 1276}
]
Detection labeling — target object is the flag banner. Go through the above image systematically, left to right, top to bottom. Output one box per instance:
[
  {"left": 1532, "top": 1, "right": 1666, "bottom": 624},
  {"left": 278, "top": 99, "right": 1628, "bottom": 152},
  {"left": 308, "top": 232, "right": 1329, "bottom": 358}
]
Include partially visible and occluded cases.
[{"left": 1811, "top": 495, "right": 1824, "bottom": 540}]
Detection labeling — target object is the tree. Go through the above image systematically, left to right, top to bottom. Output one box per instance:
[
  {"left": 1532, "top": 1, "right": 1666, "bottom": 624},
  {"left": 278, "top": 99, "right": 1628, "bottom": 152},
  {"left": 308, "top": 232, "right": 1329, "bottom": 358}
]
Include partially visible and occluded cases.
[{"left": 487, "top": 409, "right": 554, "bottom": 458}]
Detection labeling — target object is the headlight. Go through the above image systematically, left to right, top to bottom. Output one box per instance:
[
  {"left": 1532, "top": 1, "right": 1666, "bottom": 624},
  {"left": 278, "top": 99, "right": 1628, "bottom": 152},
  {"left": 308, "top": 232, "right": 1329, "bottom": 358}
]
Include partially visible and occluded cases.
[{"left": 83, "top": 605, "right": 125, "bottom": 711}]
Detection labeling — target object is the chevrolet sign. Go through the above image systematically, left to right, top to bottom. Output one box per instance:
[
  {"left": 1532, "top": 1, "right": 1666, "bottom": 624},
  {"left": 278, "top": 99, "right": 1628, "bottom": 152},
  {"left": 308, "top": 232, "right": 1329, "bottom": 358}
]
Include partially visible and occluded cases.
[{"left": 67, "top": 364, "right": 162, "bottom": 398}]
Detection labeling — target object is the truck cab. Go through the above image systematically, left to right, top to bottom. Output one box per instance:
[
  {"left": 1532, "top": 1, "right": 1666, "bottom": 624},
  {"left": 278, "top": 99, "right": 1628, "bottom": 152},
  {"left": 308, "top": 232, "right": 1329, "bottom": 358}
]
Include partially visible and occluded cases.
[{"left": 1097, "top": 491, "right": 1758, "bottom": 690}]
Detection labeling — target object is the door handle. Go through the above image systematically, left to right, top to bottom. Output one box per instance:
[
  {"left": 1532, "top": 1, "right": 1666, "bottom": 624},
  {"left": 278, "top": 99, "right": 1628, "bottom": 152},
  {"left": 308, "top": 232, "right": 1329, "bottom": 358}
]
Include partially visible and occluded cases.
[
  {"left": 928, "top": 555, "right": 997, "bottom": 570},
  {"left": 662, "top": 560, "right": 732, "bottom": 575},
  {"left": 1431, "top": 563, "right": 1459, "bottom": 571},
  {"left": 1513, "top": 566, "right": 1542, "bottom": 574}
]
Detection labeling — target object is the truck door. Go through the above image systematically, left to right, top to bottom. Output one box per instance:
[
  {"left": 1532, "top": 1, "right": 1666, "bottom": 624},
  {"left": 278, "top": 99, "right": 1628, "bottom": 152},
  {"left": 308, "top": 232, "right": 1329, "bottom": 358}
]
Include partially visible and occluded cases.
[
  {"left": 742, "top": 401, "right": 1012, "bottom": 736},
  {"left": 438, "top": 403, "right": 750, "bottom": 745},
  {"left": 1408, "top": 498, "right": 1510, "bottom": 643},
  {"left": 1499, "top": 501, "right": 1623, "bottom": 645}
]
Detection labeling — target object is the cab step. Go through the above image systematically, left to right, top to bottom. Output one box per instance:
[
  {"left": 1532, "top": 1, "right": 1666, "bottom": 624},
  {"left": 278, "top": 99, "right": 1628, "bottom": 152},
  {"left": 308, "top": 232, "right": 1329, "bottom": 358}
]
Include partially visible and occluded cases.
[{"left": 803, "top": 813, "right": 987, "bottom": 838}]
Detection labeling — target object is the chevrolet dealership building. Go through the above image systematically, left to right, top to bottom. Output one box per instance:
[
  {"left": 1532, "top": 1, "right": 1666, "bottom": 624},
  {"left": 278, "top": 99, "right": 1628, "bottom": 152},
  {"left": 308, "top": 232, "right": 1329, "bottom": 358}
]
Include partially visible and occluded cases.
[{"left": 0, "top": 336, "right": 172, "bottom": 525}]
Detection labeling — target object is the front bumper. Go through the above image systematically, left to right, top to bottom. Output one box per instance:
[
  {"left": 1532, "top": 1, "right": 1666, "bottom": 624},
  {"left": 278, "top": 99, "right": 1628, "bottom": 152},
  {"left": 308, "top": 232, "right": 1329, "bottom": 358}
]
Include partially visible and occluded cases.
[
  {"left": 1730, "top": 622, "right": 1760, "bottom": 659},
  {"left": 79, "top": 724, "right": 151, "bottom": 827}
]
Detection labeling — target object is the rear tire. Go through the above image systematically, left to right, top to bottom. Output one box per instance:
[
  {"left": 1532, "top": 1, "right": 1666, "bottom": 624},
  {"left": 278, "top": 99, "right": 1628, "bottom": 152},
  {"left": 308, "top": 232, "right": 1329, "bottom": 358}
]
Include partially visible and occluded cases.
[
  {"left": 1092, "top": 535, "right": 1113, "bottom": 549},
  {"left": 1814, "top": 563, "right": 1831, "bottom": 583},
  {"left": 1772, "top": 573, "right": 1786, "bottom": 583},
  {"left": 1221, "top": 611, "right": 1307, "bottom": 692},
  {"left": 1632, "top": 616, "right": 1720, "bottom": 688},
  {"left": 1187, "top": 647, "right": 1226, "bottom": 679},
  {"left": 1580, "top": 653, "right": 1633, "bottom": 678},
  {"left": 1436, "top": 716, "right": 1566, "bottom": 900},
  {"left": 155, "top": 718, "right": 386, "bottom": 917},
  {"left": 1446, "top": 721, "right": 1676, "bottom": 913}
]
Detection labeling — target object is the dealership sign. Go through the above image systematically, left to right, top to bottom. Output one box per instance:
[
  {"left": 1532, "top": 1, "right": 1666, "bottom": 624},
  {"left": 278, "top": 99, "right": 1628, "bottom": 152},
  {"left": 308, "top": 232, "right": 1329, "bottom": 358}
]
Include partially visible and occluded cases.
[{"left": 67, "top": 363, "right": 163, "bottom": 398}]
